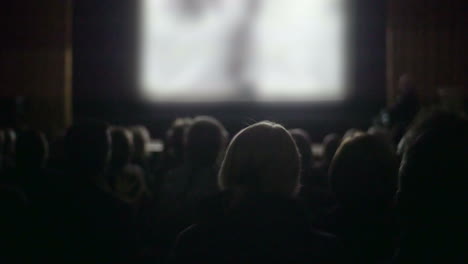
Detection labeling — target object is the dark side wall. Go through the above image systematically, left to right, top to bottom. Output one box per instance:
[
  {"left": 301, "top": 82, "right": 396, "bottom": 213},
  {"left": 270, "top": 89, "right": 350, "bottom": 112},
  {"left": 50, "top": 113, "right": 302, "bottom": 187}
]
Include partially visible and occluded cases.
[
  {"left": 0, "top": 0, "right": 72, "bottom": 136},
  {"left": 386, "top": 0, "right": 468, "bottom": 106}
]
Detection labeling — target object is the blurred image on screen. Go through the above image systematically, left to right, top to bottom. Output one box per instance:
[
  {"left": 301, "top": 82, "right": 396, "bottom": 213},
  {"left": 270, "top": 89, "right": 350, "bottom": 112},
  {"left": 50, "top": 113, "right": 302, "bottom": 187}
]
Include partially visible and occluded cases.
[{"left": 141, "top": 0, "right": 346, "bottom": 102}]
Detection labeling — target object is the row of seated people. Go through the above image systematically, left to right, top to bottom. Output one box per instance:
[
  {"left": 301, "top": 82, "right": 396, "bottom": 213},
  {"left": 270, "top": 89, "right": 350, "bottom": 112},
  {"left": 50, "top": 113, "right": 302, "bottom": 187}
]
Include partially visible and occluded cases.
[{"left": 0, "top": 109, "right": 467, "bottom": 263}]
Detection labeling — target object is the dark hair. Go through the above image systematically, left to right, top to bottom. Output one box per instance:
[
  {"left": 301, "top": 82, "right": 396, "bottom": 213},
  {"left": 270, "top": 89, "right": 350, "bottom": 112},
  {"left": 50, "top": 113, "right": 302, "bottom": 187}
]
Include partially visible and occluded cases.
[
  {"left": 398, "top": 110, "right": 468, "bottom": 223},
  {"left": 185, "top": 116, "right": 227, "bottom": 168},
  {"left": 166, "top": 118, "right": 192, "bottom": 164},
  {"left": 64, "top": 122, "right": 110, "bottom": 177},
  {"left": 130, "top": 126, "right": 150, "bottom": 162},
  {"left": 110, "top": 127, "right": 133, "bottom": 170},
  {"left": 3, "top": 129, "right": 16, "bottom": 156},
  {"left": 289, "top": 129, "right": 312, "bottom": 176},
  {"left": 0, "top": 130, "right": 4, "bottom": 168},
  {"left": 0, "top": 130, "right": 4, "bottom": 150},
  {"left": 15, "top": 130, "right": 48, "bottom": 170},
  {"left": 323, "top": 133, "right": 341, "bottom": 164},
  {"left": 330, "top": 134, "right": 398, "bottom": 207}
]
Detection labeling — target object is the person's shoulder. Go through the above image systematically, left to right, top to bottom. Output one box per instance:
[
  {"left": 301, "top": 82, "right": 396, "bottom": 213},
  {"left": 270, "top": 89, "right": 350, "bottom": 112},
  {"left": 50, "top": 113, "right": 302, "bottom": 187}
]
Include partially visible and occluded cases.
[
  {"left": 123, "top": 163, "right": 144, "bottom": 175},
  {"left": 161, "top": 165, "right": 192, "bottom": 192},
  {"left": 163, "top": 165, "right": 190, "bottom": 182},
  {"left": 0, "top": 184, "right": 27, "bottom": 207},
  {"left": 84, "top": 184, "right": 132, "bottom": 211},
  {"left": 174, "top": 211, "right": 227, "bottom": 251},
  {"left": 177, "top": 223, "right": 204, "bottom": 242},
  {"left": 169, "top": 224, "right": 211, "bottom": 263},
  {"left": 308, "top": 227, "right": 339, "bottom": 245},
  {"left": 303, "top": 228, "right": 348, "bottom": 263}
]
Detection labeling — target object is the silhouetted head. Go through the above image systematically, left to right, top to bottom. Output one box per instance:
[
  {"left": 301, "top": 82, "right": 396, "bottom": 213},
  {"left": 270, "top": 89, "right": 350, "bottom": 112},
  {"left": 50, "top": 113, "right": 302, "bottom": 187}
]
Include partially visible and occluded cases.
[
  {"left": 398, "top": 73, "right": 415, "bottom": 95},
  {"left": 397, "top": 111, "right": 468, "bottom": 228},
  {"left": 185, "top": 116, "right": 227, "bottom": 168},
  {"left": 166, "top": 117, "right": 192, "bottom": 165},
  {"left": 219, "top": 121, "right": 300, "bottom": 197},
  {"left": 64, "top": 122, "right": 110, "bottom": 178},
  {"left": 368, "top": 125, "right": 388, "bottom": 137},
  {"left": 130, "top": 126, "right": 151, "bottom": 163},
  {"left": 368, "top": 126, "right": 393, "bottom": 148},
  {"left": 110, "top": 127, "right": 134, "bottom": 170},
  {"left": 3, "top": 128, "right": 16, "bottom": 158},
  {"left": 343, "top": 128, "right": 364, "bottom": 141},
  {"left": 1, "top": 129, "right": 17, "bottom": 170},
  {"left": 289, "top": 129, "right": 312, "bottom": 175},
  {"left": 0, "top": 130, "right": 4, "bottom": 168},
  {"left": 0, "top": 130, "right": 4, "bottom": 149},
  {"left": 15, "top": 130, "right": 48, "bottom": 171},
  {"left": 323, "top": 133, "right": 341, "bottom": 164},
  {"left": 330, "top": 134, "right": 398, "bottom": 208},
  {"left": 113, "top": 165, "right": 148, "bottom": 204}
]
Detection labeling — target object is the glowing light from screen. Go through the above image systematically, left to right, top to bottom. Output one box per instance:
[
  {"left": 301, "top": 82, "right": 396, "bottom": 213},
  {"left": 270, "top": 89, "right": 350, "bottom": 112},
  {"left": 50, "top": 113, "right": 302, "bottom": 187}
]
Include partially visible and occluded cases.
[{"left": 140, "top": 0, "right": 346, "bottom": 102}]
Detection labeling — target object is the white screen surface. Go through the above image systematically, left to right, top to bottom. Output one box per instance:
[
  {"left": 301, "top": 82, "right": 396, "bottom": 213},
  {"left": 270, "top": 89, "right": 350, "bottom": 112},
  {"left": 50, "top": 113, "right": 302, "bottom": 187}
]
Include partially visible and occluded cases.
[{"left": 141, "top": 0, "right": 346, "bottom": 102}]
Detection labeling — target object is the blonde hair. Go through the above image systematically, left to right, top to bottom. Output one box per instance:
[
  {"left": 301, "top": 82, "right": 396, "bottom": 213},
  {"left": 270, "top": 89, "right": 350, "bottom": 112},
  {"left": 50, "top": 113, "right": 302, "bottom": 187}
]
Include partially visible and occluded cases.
[{"left": 218, "top": 121, "right": 300, "bottom": 196}]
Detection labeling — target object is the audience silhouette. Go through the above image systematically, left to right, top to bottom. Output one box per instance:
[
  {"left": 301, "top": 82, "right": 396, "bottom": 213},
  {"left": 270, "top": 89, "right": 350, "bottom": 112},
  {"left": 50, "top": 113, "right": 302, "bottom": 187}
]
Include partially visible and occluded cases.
[
  {"left": 1, "top": 108, "right": 467, "bottom": 264},
  {"left": 395, "top": 110, "right": 468, "bottom": 263},
  {"left": 158, "top": 116, "right": 228, "bottom": 252},
  {"left": 163, "top": 118, "right": 193, "bottom": 172},
  {"left": 170, "top": 121, "right": 343, "bottom": 263},
  {"left": 61, "top": 122, "right": 136, "bottom": 263},
  {"left": 108, "top": 127, "right": 148, "bottom": 204},
  {"left": 2, "top": 128, "right": 16, "bottom": 174},
  {"left": 289, "top": 128, "right": 313, "bottom": 179},
  {"left": 290, "top": 129, "right": 334, "bottom": 220},
  {"left": 0, "top": 130, "right": 5, "bottom": 177},
  {"left": 13, "top": 130, "right": 49, "bottom": 202},
  {"left": 16, "top": 130, "right": 48, "bottom": 172},
  {"left": 322, "top": 133, "right": 342, "bottom": 169},
  {"left": 324, "top": 134, "right": 399, "bottom": 263}
]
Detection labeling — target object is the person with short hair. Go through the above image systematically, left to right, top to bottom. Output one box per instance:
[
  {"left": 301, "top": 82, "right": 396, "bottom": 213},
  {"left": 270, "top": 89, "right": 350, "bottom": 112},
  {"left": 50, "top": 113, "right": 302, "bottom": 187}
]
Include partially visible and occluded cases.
[
  {"left": 388, "top": 74, "right": 420, "bottom": 143},
  {"left": 395, "top": 111, "right": 468, "bottom": 263},
  {"left": 159, "top": 116, "right": 228, "bottom": 243},
  {"left": 184, "top": 116, "right": 228, "bottom": 168},
  {"left": 163, "top": 118, "right": 193, "bottom": 171},
  {"left": 170, "top": 121, "right": 342, "bottom": 264},
  {"left": 218, "top": 121, "right": 299, "bottom": 195},
  {"left": 61, "top": 122, "right": 136, "bottom": 263},
  {"left": 64, "top": 122, "right": 111, "bottom": 183},
  {"left": 130, "top": 125, "right": 159, "bottom": 194},
  {"left": 130, "top": 126, "right": 151, "bottom": 166},
  {"left": 109, "top": 127, "right": 149, "bottom": 205},
  {"left": 289, "top": 128, "right": 312, "bottom": 179},
  {"left": 1, "top": 129, "right": 48, "bottom": 188},
  {"left": 2, "top": 129, "right": 17, "bottom": 173},
  {"left": 11, "top": 129, "right": 49, "bottom": 198},
  {"left": 290, "top": 129, "right": 335, "bottom": 220},
  {"left": 0, "top": 130, "right": 5, "bottom": 176},
  {"left": 16, "top": 130, "right": 48, "bottom": 172},
  {"left": 309, "top": 133, "right": 342, "bottom": 212},
  {"left": 322, "top": 133, "right": 342, "bottom": 168},
  {"left": 323, "top": 134, "right": 399, "bottom": 263},
  {"left": 330, "top": 135, "right": 398, "bottom": 207}
]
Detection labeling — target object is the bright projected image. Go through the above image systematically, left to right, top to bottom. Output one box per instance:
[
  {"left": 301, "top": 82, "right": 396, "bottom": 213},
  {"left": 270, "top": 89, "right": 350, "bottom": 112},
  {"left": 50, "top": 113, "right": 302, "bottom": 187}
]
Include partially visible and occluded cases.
[{"left": 141, "top": 0, "right": 346, "bottom": 102}]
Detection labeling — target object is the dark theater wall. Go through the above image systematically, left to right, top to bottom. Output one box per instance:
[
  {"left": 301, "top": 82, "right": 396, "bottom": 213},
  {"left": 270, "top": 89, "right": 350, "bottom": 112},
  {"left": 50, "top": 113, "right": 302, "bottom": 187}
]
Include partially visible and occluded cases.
[
  {"left": 0, "top": 0, "right": 73, "bottom": 136},
  {"left": 73, "top": 0, "right": 139, "bottom": 101},
  {"left": 387, "top": 0, "right": 468, "bottom": 105}
]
